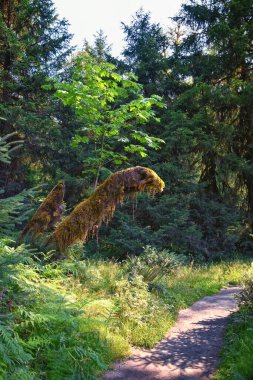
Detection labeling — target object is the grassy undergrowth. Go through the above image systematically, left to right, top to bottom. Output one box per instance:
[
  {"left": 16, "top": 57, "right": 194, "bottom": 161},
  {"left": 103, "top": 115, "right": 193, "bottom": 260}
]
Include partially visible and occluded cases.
[
  {"left": 0, "top": 241, "right": 252, "bottom": 379},
  {"left": 215, "top": 277, "right": 253, "bottom": 380}
]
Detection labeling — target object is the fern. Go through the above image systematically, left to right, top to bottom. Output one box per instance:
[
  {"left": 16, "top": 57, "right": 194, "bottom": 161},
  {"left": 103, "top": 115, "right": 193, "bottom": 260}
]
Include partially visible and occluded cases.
[
  {"left": 0, "top": 130, "right": 41, "bottom": 238},
  {"left": 0, "top": 131, "right": 23, "bottom": 165},
  {"left": 0, "top": 189, "right": 41, "bottom": 238},
  {"left": 0, "top": 241, "right": 35, "bottom": 284},
  {"left": 0, "top": 324, "right": 32, "bottom": 377},
  {"left": 46, "top": 340, "right": 107, "bottom": 380},
  {"left": 9, "top": 368, "right": 35, "bottom": 380}
]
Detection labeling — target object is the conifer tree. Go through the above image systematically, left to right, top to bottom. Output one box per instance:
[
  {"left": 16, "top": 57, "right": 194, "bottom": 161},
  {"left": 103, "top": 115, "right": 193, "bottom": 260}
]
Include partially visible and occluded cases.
[
  {"left": 0, "top": 0, "right": 73, "bottom": 194},
  {"left": 173, "top": 0, "right": 253, "bottom": 229},
  {"left": 107, "top": 3, "right": 248, "bottom": 258},
  {"left": 122, "top": 9, "right": 169, "bottom": 96}
]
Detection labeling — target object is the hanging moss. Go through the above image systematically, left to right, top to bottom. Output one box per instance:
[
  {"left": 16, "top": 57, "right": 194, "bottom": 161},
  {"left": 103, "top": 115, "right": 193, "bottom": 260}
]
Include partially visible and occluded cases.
[
  {"left": 49, "top": 167, "right": 165, "bottom": 253},
  {"left": 20, "top": 182, "right": 65, "bottom": 240}
]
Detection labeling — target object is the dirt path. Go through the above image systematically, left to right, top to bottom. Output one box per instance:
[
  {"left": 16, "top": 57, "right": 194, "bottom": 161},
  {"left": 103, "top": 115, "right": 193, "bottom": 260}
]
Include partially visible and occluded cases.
[{"left": 103, "top": 286, "right": 240, "bottom": 380}]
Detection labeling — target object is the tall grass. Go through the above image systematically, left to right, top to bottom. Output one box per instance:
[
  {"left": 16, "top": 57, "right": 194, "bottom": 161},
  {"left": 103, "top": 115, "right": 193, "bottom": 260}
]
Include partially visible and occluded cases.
[
  {"left": 0, "top": 240, "right": 252, "bottom": 379},
  {"left": 214, "top": 275, "right": 253, "bottom": 380}
]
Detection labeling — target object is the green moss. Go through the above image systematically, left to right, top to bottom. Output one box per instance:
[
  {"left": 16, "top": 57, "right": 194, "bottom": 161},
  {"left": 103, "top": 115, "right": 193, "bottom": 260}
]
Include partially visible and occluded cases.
[
  {"left": 50, "top": 166, "right": 165, "bottom": 252},
  {"left": 20, "top": 181, "right": 65, "bottom": 239}
]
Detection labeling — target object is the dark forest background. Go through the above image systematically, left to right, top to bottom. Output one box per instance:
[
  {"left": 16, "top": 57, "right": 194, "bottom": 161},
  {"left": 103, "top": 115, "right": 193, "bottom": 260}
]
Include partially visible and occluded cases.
[{"left": 1, "top": 0, "right": 253, "bottom": 260}]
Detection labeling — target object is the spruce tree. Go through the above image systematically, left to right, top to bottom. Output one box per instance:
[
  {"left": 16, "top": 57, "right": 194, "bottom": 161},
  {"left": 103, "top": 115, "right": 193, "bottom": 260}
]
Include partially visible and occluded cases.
[
  {"left": 0, "top": 0, "right": 73, "bottom": 194},
  {"left": 174, "top": 0, "right": 253, "bottom": 229},
  {"left": 107, "top": 3, "right": 248, "bottom": 258},
  {"left": 122, "top": 9, "right": 169, "bottom": 97}
]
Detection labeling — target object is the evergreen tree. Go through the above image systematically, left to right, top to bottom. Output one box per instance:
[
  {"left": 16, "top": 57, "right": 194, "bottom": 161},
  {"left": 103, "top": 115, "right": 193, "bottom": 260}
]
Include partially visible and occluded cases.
[
  {"left": 0, "top": 0, "right": 73, "bottom": 194},
  {"left": 173, "top": 0, "right": 253, "bottom": 229},
  {"left": 100, "top": 3, "right": 249, "bottom": 259},
  {"left": 122, "top": 9, "right": 169, "bottom": 96},
  {"left": 95, "top": 11, "right": 198, "bottom": 258},
  {"left": 83, "top": 30, "right": 112, "bottom": 62}
]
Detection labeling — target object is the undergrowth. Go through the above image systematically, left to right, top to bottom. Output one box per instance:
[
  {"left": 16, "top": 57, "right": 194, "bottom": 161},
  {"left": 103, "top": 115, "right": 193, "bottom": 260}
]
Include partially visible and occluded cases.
[
  {"left": 0, "top": 240, "right": 252, "bottom": 379},
  {"left": 215, "top": 275, "right": 253, "bottom": 380}
]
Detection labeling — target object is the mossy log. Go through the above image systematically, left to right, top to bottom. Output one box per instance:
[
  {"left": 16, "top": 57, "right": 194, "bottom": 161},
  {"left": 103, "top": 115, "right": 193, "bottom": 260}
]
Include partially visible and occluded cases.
[
  {"left": 49, "top": 166, "right": 165, "bottom": 253},
  {"left": 20, "top": 182, "right": 65, "bottom": 240}
]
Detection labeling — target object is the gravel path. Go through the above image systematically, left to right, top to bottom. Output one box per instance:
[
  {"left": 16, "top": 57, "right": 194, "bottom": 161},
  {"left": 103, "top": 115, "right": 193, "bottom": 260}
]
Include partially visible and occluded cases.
[{"left": 103, "top": 286, "right": 240, "bottom": 380}]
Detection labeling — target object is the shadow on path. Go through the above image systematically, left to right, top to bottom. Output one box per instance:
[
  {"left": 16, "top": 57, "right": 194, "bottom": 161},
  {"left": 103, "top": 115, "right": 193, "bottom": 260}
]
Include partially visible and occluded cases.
[{"left": 104, "top": 287, "right": 240, "bottom": 380}]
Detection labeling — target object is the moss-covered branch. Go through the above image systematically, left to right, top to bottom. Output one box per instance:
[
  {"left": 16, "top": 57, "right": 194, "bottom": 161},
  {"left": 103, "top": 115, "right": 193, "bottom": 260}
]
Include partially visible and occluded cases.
[{"left": 49, "top": 167, "right": 165, "bottom": 252}]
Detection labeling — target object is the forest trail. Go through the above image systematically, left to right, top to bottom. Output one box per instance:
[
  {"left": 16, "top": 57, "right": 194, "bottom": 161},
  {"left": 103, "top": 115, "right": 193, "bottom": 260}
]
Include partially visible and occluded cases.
[{"left": 103, "top": 286, "right": 240, "bottom": 380}]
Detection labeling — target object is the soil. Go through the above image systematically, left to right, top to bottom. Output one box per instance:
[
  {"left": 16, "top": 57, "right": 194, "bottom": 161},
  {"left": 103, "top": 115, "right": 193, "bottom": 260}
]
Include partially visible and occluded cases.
[{"left": 103, "top": 286, "right": 240, "bottom": 380}]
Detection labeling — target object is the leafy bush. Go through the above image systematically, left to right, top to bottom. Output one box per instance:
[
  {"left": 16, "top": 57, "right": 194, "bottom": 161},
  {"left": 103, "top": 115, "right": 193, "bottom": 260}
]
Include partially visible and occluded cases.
[
  {"left": 125, "top": 245, "right": 186, "bottom": 283},
  {"left": 114, "top": 274, "right": 171, "bottom": 347},
  {"left": 115, "top": 275, "right": 150, "bottom": 324},
  {"left": 236, "top": 275, "right": 253, "bottom": 309}
]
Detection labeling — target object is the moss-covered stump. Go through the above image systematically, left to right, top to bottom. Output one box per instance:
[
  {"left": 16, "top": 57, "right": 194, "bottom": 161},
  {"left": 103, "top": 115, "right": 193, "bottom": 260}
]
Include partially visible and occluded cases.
[{"left": 20, "top": 181, "right": 65, "bottom": 240}]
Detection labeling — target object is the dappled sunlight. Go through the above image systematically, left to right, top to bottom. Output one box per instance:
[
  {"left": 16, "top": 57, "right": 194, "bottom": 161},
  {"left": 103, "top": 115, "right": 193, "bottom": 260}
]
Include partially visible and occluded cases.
[{"left": 104, "top": 288, "right": 239, "bottom": 380}]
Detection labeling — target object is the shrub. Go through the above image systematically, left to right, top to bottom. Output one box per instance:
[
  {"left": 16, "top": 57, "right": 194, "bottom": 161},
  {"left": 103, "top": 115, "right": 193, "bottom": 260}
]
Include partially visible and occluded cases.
[
  {"left": 125, "top": 245, "right": 186, "bottom": 283},
  {"left": 115, "top": 275, "right": 150, "bottom": 324},
  {"left": 235, "top": 275, "right": 253, "bottom": 309}
]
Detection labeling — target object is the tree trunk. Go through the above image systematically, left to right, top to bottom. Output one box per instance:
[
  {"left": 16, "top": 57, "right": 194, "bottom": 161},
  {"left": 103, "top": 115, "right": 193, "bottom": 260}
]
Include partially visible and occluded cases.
[
  {"left": 245, "top": 108, "right": 253, "bottom": 231},
  {"left": 199, "top": 151, "right": 219, "bottom": 194}
]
